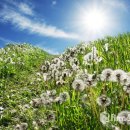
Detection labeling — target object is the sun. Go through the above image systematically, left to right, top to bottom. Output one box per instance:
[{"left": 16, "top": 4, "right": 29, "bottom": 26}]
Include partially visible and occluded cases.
[
  {"left": 77, "top": 6, "right": 110, "bottom": 34},
  {"left": 85, "top": 9, "right": 107, "bottom": 32}
]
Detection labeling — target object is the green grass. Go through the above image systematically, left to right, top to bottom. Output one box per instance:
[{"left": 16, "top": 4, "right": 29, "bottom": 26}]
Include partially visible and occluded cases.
[{"left": 1, "top": 33, "right": 130, "bottom": 130}]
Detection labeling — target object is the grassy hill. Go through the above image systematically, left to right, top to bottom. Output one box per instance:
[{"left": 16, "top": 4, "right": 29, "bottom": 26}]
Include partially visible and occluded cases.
[{"left": 1, "top": 33, "right": 130, "bottom": 130}]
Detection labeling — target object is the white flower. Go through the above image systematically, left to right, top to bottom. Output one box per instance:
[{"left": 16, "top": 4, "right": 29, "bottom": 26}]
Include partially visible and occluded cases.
[
  {"left": 104, "top": 43, "right": 109, "bottom": 52},
  {"left": 71, "top": 64, "right": 79, "bottom": 71},
  {"left": 100, "top": 68, "right": 113, "bottom": 81},
  {"left": 112, "top": 69, "right": 127, "bottom": 83},
  {"left": 85, "top": 74, "right": 97, "bottom": 87},
  {"left": 72, "top": 79, "right": 85, "bottom": 92},
  {"left": 123, "top": 83, "right": 130, "bottom": 94},
  {"left": 59, "top": 92, "right": 70, "bottom": 102},
  {"left": 81, "top": 94, "right": 88, "bottom": 103},
  {"left": 97, "top": 95, "right": 111, "bottom": 107},
  {"left": 0, "top": 106, "right": 4, "bottom": 114},
  {"left": 0, "top": 106, "right": 4, "bottom": 111},
  {"left": 117, "top": 110, "right": 130, "bottom": 125},
  {"left": 100, "top": 111, "right": 109, "bottom": 125},
  {"left": 15, "top": 123, "right": 28, "bottom": 130},
  {"left": 111, "top": 125, "right": 120, "bottom": 130}
]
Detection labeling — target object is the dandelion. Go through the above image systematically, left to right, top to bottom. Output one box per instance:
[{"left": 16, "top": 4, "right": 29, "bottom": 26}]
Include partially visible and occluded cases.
[
  {"left": 104, "top": 43, "right": 109, "bottom": 52},
  {"left": 52, "top": 58, "right": 60, "bottom": 64},
  {"left": 71, "top": 64, "right": 79, "bottom": 71},
  {"left": 41, "top": 65, "right": 47, "bottom": 72},
  {"left": 100, "top": 68, "right": 113, "bottom": 81},
  {"left": 112, "top": 69, "right": 127, "bottom": 83},
  {"left": 85, "top": 74, "right": 97, "bottom": 87},
  {"left": 56, "top": 79, "right": 66, "bottom": 86},
  {"left": 72, "top": 79, "right": 85, "bottom": 92},
  {"left": 123, "top": 83, "right": 130, "bottom": 94},
  {"left": 59, "top": 92, "right": 70, "bottom": 102},
  {"left": 81, "top": 94, "right": 88, "bottom": 103},
  {"left": 97, "top": 95, "right": 111, "bottom": 107},
  {"left": 54, "top": 96, "right": 63, "bottom": 104},
  {"left": 30, "top": 98, "right": 42, "bottom": 107},
  {"left": 0, "top": 106, "right": 4, "bottom": 114},
  {"left": 117, "top": 110, "right": 130, "bottom": 125},
  {"left": 100, "top": 111, "right": 109, "bottom": 125},
  {"left": 46, "top": 112, "right": 55, "bottom": 122},
  {"left": 36, "top": 119, "right": 46, "bottom": 126},
  {"left": 15, "top": 123, "right": 28, "bottom": 130},
  {"left": 20, "top": 123, "right": 28, "bottom": 130},
  {"left": 111, "top": 125, "right": 120, "bottom": 130}
]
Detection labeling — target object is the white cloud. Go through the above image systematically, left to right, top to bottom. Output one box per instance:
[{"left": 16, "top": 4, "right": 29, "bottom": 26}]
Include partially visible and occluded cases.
[
  {"left": 18, "top": 3, "right": 33, "bottom": 16},
  {"left": 0, "top": 6, "right": 79, "bottom": 39},
  {"left": 0, "top": 36, "right": 14, "bottom": 43},
  {"left": 35, "top": 44, "right": 59, "bottom": 54},
  {"left": 42, "top": 47, "right": 59, "bottom": 55}
]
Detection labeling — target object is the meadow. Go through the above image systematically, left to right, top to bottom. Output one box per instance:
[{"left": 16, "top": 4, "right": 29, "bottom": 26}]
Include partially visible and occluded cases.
[{"left": 0, "top": 33, "right": 130, "bottom": 130}]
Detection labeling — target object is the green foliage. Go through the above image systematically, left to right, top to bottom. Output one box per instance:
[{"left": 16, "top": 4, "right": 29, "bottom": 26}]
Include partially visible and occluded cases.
[{"left": 1, "top": 33, "right": 130, "bottom": 130}]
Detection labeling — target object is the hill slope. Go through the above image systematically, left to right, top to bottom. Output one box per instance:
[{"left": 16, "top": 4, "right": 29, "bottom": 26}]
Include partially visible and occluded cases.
[{"left": 1, "top": 34, "right": 130, "bottom": 130}]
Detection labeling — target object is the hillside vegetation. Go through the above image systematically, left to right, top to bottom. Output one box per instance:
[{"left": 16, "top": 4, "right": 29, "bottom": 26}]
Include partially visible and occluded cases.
[{"left": 0, "top": 33, "right": 130, "bottom": 130}]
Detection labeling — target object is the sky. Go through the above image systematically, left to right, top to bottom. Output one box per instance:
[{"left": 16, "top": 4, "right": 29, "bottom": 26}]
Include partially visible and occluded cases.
[{"left": 0, "top": 0, "right": 130, "bottom": 54}]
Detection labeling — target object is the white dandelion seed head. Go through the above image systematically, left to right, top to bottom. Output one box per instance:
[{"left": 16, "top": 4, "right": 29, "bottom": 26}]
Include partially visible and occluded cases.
[
  {"left": 104, "top": 43, "right": 109, "bottom": 52},
  {"left": 52, "top": 58, "right": 60, "bottom": 64},
  {"left": 71, "top": 64, "right": 79, "bottom": 71},
  {"left": 100, "top": 68, "right": 113, "bottom": 81},
  {"left": 112, "top": 69, "right": 127, "bottom": 83},
  {"left": 85, "top": 74, "right": 97, "bottom": 87},
  {"left": 72, "top": 79, "right": 85, "bottom": 92},
  {"left": 123, "top": 83, "right": 130, "bottom": 94},
  {"left": 59, "top": 92, "right": 70, "bottom": 102},
  {"left": 81, "top": 94, "right": 88, "bottom": 103},
  {"left": 97, "top": 95, "right": 111, "bottom": 107},
  {"left": 117, "top": 110, "right": 130, "bottom": 125},
  {"left": 100, "top": 111, "right": 109, "bottom": 125},
  {"left": 111, "top": 125, "right": 120, "bottom": 130}
]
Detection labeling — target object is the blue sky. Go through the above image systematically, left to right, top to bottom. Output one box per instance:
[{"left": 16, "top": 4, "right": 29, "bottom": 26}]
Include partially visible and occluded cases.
[{"left": 0, "top": 0, "right": 130, "bottom": 54}]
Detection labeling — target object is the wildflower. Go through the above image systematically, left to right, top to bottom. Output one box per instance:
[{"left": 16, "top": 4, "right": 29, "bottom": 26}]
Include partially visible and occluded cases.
[
  {"left": 104, "top": 43, "right": 109, "bottom": 52},
  {"left": 70, "top": 57, "right": 79, "bottom": 66},
  {"left": 52, "top": 58, "right": 60, "bottom": 64},
  {"left": 45, "top": 60, "right": 50, "bottom": 67},
  {"left": 71, "top": 64, "right": 79, "bottom": 71},
  {"left": 41, "top": 65, "right": 47, "bottom": 72},
  {"left": 100, "top": 68, "right": 113, "bottom": 81},
  {"left": 112, "top": 69, "right": 127, "bottom": 83},
  {"left": 76, "top": 70, "right": 88, "bottom": 82},
  {"left": 36, "top": 72, "right": 41, "bottom": 77},
  {"left": 43, "top": 73, "right": 51, "bottom": 81},
  {"left": 85, "top": 74, "right": 97, "bottom": 87},
  {"left": 56, "top": 79, "right": 66, "bottom": 86},
  {"left": 72, "top": 79, "right": 85, "bottom": 92},
  {"left": 123, "top": 83, "right": 130, "bottom": 94},
  {"left": 59, "top": 92, "right": 70, "bottom": 102},
  {"left": 81, "top": 94, "right": 88, "bottom": 103},
  {"left": 97, "top": 95, "right": 111, "bottom": 107},
  {"left": 54, "top": 96, "right": 63, "bottom": 104},
  {"left": 30, "top": 98, "right": 42, "bottom": 107},
  {"left": 23, "top": 104, "right": 30, "bottom": 109},
  {"left": 0, "top": 106, "right": 4, "bottom": 114},
  {"left": 117, "top": 110, "right": 130, "bottom": 125},
  {"left": 100, "top": 111, "right": 109, "bottom": 125},
  {"left": 46, "top": 112, "right": 55, "bottom": 122},
  {"left": 36, "top": 119, "right": 46, "bottom": 126},
  {"left": 15, "top": 123, "right": 28, "bottom": 130},
  {"left": 20, "top": 123, "right": 28, "bottom": 130},
  {"left": 15, "top": 124, "right": 21, "bottom": 130},
  {"left": 111, "top": 125, "right": 120, "bottom": 130}
]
